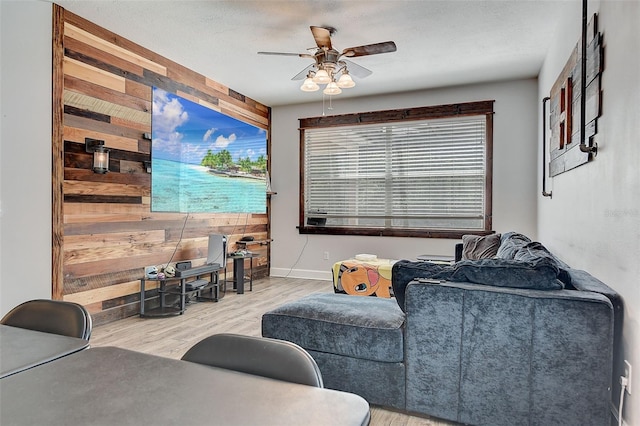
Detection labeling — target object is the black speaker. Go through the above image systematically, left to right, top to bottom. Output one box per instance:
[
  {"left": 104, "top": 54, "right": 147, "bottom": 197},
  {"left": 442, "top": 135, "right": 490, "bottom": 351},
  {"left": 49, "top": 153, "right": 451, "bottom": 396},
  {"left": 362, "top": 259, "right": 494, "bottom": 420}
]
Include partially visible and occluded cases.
[
  {"left": 307, "top": 209, "right": 327, "bottom": 226},
  {"left": 307, "top": 217, "right": 327, "bottom": 226},
  {"left": 176, "top": 261, "right": 192, "bottom": 271}
]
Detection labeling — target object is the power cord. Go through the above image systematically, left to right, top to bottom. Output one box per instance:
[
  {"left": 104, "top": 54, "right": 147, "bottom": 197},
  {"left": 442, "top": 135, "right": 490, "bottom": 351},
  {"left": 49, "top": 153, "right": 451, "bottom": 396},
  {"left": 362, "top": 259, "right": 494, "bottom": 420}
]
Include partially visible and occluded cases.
[
  {"left": 241, "top": 212, "right": 249, "bottom": 238},
  {"left": 151, "top": 213, "right": 189, "bottom": 291},
  {"left": 163, "top": 213, "right": 189, "bottom": 270},
  {"left": 229, "top": 213, "right": 242, "bottom": 238},
  {"left": 284, "top": 234, "right": 309, "bottom": 278},
  {"left": 619, "top": 375, "right": 628, "bottom": 426}
]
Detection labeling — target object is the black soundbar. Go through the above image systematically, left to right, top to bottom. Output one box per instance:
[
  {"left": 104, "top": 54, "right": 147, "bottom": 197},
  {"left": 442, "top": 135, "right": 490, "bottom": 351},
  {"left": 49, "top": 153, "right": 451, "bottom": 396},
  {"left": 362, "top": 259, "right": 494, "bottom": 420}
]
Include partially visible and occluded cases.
[{"left": 174, "top": 263, "right": 220, "bottom": 278}]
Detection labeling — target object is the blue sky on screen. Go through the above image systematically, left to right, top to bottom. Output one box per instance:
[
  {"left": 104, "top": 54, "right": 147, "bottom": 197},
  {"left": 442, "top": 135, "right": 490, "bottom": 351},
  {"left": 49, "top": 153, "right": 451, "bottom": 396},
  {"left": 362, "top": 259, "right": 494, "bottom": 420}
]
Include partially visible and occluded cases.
[{"left": 151, "top": 87, "right": 266, "bottom": 165}]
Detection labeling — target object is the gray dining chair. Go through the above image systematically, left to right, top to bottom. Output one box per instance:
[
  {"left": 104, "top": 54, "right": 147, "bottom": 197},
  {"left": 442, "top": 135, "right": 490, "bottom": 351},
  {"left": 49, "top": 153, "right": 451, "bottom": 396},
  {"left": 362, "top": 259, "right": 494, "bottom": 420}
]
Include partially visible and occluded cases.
[
  {"left": 1, "top": 299, "right": 93, "bottom": 340},
  {"left": 181, "top": 333, "right": 324, "bottom": 387}
]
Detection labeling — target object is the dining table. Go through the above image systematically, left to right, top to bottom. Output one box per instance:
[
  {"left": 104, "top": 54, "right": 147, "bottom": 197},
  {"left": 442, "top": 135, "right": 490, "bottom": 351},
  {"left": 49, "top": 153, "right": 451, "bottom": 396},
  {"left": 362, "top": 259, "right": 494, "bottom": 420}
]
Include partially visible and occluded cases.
[
  {"left": 0, "top": 324, "right": 90, "bottom": 379},
  {"left": 0, "top": 346, "right": 371, "bottom": 425}
]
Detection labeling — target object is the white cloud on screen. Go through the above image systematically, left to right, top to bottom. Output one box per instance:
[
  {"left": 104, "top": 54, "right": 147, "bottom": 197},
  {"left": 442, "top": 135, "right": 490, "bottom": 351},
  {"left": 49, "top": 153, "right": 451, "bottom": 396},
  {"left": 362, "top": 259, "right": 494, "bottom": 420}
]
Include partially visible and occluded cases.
[
  {"left": 152, "top": 88, "right": 189, "bottom": 158},
  {"left": 203, "top": 128, "right": 217, "bottom": 142},
  {"left": 215, "top": 133, "right": 236, "bottom": 149}
]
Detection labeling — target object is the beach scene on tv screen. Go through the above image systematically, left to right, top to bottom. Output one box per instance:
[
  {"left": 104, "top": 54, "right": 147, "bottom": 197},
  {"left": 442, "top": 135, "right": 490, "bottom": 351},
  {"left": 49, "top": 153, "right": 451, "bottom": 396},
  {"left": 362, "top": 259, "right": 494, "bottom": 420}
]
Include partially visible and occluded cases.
[{"left": 151, "top": 87, "right": 267, "bottom": 213}]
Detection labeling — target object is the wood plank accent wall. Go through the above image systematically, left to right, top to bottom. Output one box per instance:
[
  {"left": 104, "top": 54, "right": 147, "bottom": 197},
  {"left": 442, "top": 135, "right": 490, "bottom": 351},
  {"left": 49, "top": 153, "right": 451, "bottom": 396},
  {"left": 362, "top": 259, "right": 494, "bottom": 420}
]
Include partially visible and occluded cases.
[{"left": 52, "top": 5, "right": 272, "bottom": 325}]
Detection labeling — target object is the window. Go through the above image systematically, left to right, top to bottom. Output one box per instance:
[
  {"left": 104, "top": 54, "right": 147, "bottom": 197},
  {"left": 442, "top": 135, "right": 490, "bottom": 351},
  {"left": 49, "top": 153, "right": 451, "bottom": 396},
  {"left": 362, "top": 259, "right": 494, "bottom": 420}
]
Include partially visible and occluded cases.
[{"left": 299, "top": 101, "right": 494, "bottom": 238}]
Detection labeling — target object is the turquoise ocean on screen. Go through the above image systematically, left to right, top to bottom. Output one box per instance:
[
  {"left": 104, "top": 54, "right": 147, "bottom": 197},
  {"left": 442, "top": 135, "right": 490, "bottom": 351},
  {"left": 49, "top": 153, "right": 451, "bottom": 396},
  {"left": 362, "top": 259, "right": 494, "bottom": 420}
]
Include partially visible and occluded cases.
[{"left": 151, "top": 158, "right": 266, "bottom": 213}]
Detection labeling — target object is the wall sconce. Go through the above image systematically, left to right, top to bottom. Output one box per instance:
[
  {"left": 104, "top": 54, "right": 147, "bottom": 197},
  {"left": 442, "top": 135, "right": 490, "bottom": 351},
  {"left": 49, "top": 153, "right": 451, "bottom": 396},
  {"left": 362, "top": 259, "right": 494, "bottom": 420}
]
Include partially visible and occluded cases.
[
  {"left": 85, "top": 138, "right": 109, "bottom": 174},
  {"left": 143, "top": 161, "right": 151, "bottom": 174}
]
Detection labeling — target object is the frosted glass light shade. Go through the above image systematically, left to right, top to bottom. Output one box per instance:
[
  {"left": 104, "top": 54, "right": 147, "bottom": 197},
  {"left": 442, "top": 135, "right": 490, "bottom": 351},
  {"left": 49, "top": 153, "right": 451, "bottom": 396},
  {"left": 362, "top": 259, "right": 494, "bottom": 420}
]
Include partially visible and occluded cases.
[
  {"left": 313, "top": 69, "right": 331, "bottom": 84},
  {"left": 337, "top": 73, "right": 355, "bottom": 88},
  {"left": 300, "top": 77, "right": 319, "bottom": 92},
  {"left": 323, "top": 81, "right": 342, "bottom": 95}
]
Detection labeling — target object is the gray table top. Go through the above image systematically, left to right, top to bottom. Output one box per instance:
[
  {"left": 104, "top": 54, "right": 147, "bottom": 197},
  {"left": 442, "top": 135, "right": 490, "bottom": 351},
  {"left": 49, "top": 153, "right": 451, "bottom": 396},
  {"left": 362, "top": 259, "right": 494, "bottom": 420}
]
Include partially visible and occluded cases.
[
  {"left": 229, "top": 251, "right": 260, "bottom": 259},
  {"left": 0, "top": 324, "right": 89, "bottom": 379},
  {"left": 0, "top": 346, "right": 370, "bottom": 426}
]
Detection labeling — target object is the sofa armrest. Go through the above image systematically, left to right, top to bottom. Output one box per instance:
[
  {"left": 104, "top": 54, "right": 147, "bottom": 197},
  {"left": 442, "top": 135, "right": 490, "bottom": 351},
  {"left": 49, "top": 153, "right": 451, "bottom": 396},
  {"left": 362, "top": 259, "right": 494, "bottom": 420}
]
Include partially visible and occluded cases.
[
  {"left": 568, "top": 268, "right": 619, "bottom": 298},
  {"left": 403, "top": 280, "right": 614, "bottom": 426}
]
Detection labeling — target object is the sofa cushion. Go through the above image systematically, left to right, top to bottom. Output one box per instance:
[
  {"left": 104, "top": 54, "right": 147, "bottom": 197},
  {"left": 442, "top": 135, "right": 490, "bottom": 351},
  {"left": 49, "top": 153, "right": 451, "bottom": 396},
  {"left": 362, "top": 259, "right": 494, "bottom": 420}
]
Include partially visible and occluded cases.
[
  {"left": 495, "top": 232, "right": 532, "bottom": 260},
  {"left": 461, "top": 233, "right": 502, "bottom": 260},
  {"left": 513, "top": 241, "right": 572, "bottom": 286},
  {"left": 392, "top": 255, "right": 565, "bottom": 312},
  {"left": 450, "top": 258, "right": 564, "bottom": 290},
  {"left": 392, "top": 260, "right": 453, "bottom": 312},
  {"left": 262, "top": 293, "right": 405, "bottom": 363},
  {"left": 308, "top": 350, "right": 406, "bottom": 409}
]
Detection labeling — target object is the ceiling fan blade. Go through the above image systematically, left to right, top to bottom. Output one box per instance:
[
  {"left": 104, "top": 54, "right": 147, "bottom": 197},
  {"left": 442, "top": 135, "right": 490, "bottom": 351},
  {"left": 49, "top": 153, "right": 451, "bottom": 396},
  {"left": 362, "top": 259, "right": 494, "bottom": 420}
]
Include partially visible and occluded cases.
[
  {"left": 310, "top": 26, "right": 333, "bottom": 50},
  {"left": 341, "top": 41, "right": 397, "bottom": 58},
  {"left": 258, "top": 51, "right": 314, "bottom": 59},
  {"left": 342, "top": 59, "right": 372, "bottom": 79},
  {"left": 291, "top": 63, "right": 316, "bottom": 81}
]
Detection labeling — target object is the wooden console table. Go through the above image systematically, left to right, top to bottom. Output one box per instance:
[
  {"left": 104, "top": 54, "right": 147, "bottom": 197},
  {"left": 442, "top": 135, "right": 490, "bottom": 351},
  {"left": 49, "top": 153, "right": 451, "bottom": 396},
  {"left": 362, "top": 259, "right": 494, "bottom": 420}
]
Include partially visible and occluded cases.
[{"left": 139, "top": 264, "right": 221, "bottom": 317}]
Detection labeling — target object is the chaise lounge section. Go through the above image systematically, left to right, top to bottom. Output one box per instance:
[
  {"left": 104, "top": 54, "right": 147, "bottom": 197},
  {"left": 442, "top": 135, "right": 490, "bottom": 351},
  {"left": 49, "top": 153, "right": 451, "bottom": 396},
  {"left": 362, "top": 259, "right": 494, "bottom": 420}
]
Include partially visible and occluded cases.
[{"left": 262, "top": 232, "right": 620, "bottom": 425}]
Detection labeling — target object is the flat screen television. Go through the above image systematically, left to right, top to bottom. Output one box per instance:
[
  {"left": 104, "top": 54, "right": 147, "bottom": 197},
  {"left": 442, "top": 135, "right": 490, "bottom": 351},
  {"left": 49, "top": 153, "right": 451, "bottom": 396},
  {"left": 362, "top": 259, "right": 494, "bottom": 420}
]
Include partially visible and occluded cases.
[{"left": 151, "top": 87, "right": 267, "bottom": 213}]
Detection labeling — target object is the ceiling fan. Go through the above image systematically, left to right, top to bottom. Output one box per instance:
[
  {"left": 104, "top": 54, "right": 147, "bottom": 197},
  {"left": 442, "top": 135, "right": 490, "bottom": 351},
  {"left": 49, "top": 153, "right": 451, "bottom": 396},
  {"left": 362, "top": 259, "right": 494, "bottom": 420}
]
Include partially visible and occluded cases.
[{"left": 258, "top": 26, "right": 396, "bottom": 95}]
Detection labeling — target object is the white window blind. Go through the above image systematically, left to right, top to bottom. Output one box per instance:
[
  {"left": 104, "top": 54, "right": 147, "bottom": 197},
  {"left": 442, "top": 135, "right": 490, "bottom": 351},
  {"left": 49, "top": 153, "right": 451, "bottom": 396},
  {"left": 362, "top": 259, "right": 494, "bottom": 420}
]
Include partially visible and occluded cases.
[{"left": 303, "top": 115, "right": 487, "bottom": 231}]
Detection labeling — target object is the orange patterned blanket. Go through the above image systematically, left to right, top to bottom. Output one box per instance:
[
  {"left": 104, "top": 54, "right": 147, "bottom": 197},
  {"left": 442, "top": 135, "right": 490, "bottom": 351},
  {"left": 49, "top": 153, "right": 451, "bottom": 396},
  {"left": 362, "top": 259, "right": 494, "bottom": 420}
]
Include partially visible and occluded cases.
[{"left": 332, "top": 258, "right": 396, "bottom": 298}]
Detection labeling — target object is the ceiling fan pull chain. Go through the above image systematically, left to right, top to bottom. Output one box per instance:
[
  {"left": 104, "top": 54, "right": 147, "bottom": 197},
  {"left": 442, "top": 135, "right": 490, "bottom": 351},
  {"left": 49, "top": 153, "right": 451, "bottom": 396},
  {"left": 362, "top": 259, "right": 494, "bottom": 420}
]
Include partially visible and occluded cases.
[{"left": 322, "top": 93, "right": 326, "bottom": 116}]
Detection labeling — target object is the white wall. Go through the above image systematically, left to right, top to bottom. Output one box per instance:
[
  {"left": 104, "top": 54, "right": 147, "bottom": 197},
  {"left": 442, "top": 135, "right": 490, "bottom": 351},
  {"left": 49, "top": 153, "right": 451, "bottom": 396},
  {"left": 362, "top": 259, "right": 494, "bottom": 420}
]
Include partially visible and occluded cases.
[
  {"left": 0, "top": 0, "right": 53, "bottom": 315},
  {"left": 537, "top": 1, "right": 640, "bottom": 424},
  {"left": 270, "top": 78, "right": 539, "bottom": 279}
]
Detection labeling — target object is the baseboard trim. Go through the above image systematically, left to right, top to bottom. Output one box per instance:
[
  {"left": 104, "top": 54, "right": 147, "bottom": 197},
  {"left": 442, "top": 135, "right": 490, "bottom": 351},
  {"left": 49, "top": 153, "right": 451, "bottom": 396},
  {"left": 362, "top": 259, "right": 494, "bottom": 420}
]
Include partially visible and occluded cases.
[{"left": 270, "top": 268, "right": 332, "bottom": 281}]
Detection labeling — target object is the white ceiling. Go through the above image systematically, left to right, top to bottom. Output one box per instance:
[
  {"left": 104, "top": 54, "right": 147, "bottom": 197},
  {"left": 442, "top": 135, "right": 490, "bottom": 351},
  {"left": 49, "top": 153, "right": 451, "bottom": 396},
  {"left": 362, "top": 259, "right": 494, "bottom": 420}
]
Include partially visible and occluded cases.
[{"left": 53, "top": 0, "right": 577, "bottom": 107}]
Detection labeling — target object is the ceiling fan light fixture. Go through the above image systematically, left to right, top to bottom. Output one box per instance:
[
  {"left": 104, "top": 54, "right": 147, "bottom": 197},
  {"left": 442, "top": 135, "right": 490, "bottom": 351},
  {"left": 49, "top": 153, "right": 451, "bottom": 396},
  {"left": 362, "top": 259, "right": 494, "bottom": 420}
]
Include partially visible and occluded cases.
[
  {"left": 260, "top": 26, "right": 396, "bottom": 99},
  {"left": 313, "top": 69, "right": 331, "bottom": 84},
  {"left": 337, "top": 72, "right": 355, "bottom": 89},
  {"left": 300, "top": 77, "right": 320, "bottom": 92},
  {"left": 323, "top": 81, "right": 342, "bottom": 95}
]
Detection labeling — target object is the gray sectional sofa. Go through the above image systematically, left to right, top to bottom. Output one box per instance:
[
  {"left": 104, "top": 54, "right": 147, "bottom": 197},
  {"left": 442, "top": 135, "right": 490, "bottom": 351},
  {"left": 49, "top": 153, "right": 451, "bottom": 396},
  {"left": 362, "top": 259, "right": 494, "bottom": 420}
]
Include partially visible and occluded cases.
[{"left": 262, "top": 232, "right": 620, "bottom": 425}]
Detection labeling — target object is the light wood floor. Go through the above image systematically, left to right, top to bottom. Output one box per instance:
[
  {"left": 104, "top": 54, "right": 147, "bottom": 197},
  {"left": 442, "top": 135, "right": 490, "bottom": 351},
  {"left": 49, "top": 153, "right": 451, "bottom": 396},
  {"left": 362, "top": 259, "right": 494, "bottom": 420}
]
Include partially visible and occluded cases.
[{"left": 91, "top": 276, "right": 457, "bottom": 426}]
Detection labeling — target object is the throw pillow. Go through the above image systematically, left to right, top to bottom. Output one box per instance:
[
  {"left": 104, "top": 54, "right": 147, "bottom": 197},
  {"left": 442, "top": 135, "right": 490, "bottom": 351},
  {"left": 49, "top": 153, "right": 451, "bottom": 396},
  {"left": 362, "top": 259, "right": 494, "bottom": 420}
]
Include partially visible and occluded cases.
[
  {"left": 495, "top": 232, "right": 532, "bottom": 260},
  {"left": 461, "top": 233, "right": 502, "bottom": 260},
  {"left": 450, "top": 258, "right": 564, "bottom": 290}
]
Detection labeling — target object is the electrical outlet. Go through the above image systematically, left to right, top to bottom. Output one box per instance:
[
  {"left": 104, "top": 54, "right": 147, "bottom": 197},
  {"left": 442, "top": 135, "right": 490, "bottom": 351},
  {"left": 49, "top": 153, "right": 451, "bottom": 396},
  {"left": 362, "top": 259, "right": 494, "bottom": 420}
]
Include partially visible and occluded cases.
[
  {"left": 323, "top": 251, "right": 329, "bottom": 260},
  {"left": 624, "top": 360, "right": 632, "bottom": 394}
]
